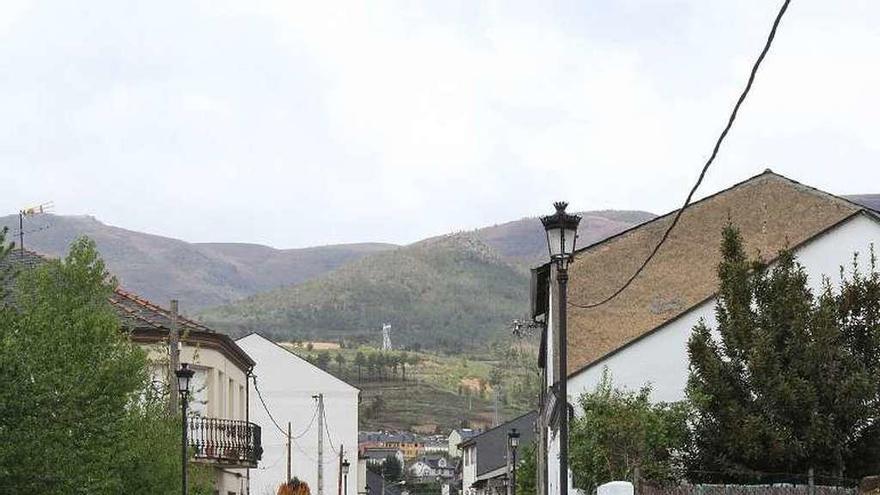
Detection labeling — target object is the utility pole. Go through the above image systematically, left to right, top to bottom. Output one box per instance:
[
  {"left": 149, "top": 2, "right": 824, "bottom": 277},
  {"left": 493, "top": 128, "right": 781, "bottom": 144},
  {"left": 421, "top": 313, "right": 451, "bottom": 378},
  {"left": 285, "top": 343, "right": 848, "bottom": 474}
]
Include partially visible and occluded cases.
[
  {"left": 169, "top": 299, "right": 180, "bottom": 414},
  {"left": 314, "top": 393, "right": 325, "bottom": 495},
  {"left": 287, "top": 421, "right": 292, "bottom": 484},
  {"left": 337, "top": 444, "right": 344, "bottom": 495}
]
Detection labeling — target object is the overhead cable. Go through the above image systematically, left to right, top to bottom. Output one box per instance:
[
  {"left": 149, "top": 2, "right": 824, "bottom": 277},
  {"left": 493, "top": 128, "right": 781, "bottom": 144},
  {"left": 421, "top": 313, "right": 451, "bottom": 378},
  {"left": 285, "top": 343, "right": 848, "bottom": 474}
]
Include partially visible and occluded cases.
[{"left": 568, "top": 0, "right": 793, "bottom": 309}]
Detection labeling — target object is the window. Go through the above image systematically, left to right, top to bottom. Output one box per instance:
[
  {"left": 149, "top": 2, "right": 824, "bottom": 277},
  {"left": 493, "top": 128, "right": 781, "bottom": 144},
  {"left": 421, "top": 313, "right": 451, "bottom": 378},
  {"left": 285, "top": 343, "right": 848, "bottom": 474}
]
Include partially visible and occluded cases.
[
  {"left": 190, "top": 367, "right": 209, "bottom": 416},
  {"left": 216, "top": 371, "right": 225, "bottom": 418},
  {"left": 227, "top": 377, "right": 234, "bottom": 419},
  {"left": 239, "top": 384, "right": 245, "bottom": 420}
]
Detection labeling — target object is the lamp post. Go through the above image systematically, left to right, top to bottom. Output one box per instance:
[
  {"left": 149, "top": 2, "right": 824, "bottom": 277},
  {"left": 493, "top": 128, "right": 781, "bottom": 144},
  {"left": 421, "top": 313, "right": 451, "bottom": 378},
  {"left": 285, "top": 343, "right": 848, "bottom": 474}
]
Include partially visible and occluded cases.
[
  {"left": 541, "top": 202, "right": 581, "bottom": 495},
  {"left": 176, "top": 363, "right": 195, "bottom": 495},
  {"left": 508, "top": 428, "right": 520, "bottom": 495},
  {"left": 342, "top": 459, "right": 350, "bottom": 495}
]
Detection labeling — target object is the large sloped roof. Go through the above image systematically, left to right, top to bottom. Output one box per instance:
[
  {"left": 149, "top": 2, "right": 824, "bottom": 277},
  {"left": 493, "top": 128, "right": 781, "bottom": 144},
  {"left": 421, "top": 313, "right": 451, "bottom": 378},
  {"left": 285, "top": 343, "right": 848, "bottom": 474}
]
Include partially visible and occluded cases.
[
  {"left": 561, "top": 170, "right": 873, "bottom": 376},
  {"left": 460, "top": 410, "right": 537, "bottom": 477}
]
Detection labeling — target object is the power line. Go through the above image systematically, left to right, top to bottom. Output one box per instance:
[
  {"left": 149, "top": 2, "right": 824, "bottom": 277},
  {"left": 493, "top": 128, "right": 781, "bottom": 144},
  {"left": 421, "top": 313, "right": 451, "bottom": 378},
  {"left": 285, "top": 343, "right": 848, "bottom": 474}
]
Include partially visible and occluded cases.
[
  {"left": 568, "top": 0, "right": 793, "bottom": 310},
  {"left": 251, "top": 375, "right": 321, "bottom": 464},
  {"left": 252, "top": 375, "right": 319, "bottom": 438},
  {"left": 252, "top": 375, "right": 288, "bottom": 436},
  {"left": 323, "top": 413, "right": 340, "bottom": 456}
]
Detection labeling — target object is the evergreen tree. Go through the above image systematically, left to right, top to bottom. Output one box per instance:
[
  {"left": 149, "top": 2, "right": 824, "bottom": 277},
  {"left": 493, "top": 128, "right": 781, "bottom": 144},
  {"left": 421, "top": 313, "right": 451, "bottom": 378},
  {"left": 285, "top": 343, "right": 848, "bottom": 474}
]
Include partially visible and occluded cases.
[
  {"left": 687, "top": 225, "right": 880, "bottom": 482},
  {"left": 316, "top": 351, "right": 331, "bottom": 370},
  {"left": 354, "top": 351, "right": 366, "bottom": 381},
  {"left": 334, "top": 352, "right": 346, "bottom": 374},
  {"left": 383, "top": 455, "right": 403, "bottom": 482}
]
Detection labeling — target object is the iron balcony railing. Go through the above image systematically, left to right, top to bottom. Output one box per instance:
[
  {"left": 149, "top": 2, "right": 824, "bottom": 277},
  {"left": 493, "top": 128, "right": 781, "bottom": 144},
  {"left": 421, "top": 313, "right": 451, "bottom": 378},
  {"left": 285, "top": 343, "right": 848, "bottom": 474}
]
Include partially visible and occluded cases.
[{"left": 189, "top": 417, "right": 262, "bottom": 468}]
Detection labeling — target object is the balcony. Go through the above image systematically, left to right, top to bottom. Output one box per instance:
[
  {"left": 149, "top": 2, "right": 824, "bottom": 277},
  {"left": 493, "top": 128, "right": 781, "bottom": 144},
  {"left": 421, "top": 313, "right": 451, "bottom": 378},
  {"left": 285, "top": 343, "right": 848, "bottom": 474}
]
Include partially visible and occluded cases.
[{"left": 189, "top": 417, "right": 262, "bottom": 468}]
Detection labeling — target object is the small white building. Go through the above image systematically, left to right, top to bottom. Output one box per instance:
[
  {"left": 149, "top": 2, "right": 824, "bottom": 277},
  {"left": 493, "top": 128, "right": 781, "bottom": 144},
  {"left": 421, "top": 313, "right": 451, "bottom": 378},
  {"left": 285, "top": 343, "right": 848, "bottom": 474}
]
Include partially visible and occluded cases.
[
  {"left": 533, "top": 171, "right": 880, "bottom": 495},
  {"left": 237, "top": 333, "right": 359, "bottom": 495},
  {"left": 447, "top": 429, "right": 476, "bottom": 458},
  {"left": 409, "top": 455, "right": 453, "bottom": 481}
]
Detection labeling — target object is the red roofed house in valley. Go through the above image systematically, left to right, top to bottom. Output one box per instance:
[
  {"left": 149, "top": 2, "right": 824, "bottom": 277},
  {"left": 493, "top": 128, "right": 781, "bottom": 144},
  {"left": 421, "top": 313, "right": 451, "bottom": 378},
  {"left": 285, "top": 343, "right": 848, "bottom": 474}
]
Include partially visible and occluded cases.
[
  {"left": 531, "top": 171, "right": 880, "bottom": 495},
  {"left": 2, "top": 250, "right": 262, "bottom": 495}
]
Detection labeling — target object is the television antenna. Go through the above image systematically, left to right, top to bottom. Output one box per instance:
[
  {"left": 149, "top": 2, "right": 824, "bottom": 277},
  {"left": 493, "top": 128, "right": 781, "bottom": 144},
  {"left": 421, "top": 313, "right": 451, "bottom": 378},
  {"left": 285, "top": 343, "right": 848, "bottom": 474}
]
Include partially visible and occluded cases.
[{"left": 18, "top": 201, "right": 53, "bottom": 252}]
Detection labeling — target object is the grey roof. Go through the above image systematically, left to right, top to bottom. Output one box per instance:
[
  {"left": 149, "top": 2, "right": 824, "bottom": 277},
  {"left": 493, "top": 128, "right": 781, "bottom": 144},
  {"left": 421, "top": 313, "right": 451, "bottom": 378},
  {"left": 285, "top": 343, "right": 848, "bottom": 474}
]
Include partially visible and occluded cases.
[
  {"left": 461, "top": 411, "right": 537, "bottom": 477},
  {"left": 455, "top": 429, "right": 478, "bottom": 441},
  {"left": 363, "top": 447, "right": 401, "bottom": 460},
  {"left": 366, "top": 470, "right": 402, "bottom": 495}
]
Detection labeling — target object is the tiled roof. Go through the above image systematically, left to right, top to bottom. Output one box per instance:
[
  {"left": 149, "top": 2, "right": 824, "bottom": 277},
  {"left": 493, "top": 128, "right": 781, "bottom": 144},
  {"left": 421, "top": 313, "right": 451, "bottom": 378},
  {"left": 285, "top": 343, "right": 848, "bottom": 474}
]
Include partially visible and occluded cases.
[
  {"left": 557, "top": 171, "right": 874, "bottom": 375},
  {"left": 1, "top": 248, "right": 254, "bottom": 369},
  {"left": 109, "top": 288, "right": 214, "bottom": 333}
]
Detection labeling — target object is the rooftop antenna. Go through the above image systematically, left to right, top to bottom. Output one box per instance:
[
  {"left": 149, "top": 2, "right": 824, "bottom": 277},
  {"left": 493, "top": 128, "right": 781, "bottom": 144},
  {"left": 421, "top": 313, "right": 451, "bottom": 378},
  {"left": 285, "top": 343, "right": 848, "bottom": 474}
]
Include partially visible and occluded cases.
[{"left": 18, "top": 201, "right": 53, "bottom": 252}]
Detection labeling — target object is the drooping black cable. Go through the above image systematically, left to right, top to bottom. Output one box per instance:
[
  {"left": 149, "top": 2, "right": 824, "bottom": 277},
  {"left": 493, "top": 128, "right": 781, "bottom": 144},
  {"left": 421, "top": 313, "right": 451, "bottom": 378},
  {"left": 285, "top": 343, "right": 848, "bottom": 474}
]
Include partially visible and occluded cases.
[{"left": 569, "top": 0, "right": 793, "bottom": 309}]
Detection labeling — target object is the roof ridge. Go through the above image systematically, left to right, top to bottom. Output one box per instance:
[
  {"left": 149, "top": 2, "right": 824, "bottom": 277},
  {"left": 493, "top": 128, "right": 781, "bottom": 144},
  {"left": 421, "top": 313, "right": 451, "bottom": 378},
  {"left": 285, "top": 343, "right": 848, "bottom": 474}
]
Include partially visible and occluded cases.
[
  {"left": 550, "top": 169, "right": 866, "bottom": 266},
  {"left": 113, "top": 287, "right": 213, "bottom": 332}
]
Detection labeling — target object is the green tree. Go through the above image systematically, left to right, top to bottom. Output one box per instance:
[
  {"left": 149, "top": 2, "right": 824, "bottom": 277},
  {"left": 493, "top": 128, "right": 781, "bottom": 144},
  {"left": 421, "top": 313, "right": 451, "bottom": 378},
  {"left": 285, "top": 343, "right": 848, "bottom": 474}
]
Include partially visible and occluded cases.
[
  {"left": 687, "top": 225, "right": 880, "bottom": 482},
  {"left": 0, "top": 237, "right": 211, "bottom": 494},
  {"left": 316, "top": 351, "right": 331, "bottom": 370},
  {"left": 354, "top": 351, "right": 366, "bottom": 381},
  {"left": 399, "top": 351, "right": 409, "bottom": 380},
  {"left": 334, "top": 352, "right": 346, "bottom": 374},
  {"left": 367, "top": 352, "right": 380, "bottom": 379},
  {"left": 569, "top": 370, "right": 688, "bottom": 493},
  {"left": 515, "top": 443, "right": 538, "bottom": 495},
  {"left": 383, "top": 455, "right": 403, "bottom": 482}
]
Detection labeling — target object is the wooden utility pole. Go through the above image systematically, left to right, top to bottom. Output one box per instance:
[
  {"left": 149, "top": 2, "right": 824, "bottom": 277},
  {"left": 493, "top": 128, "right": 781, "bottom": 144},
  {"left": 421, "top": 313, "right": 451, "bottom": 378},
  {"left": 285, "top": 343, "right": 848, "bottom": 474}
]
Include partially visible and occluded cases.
[
  {"left": 168, "top": 299, "right": 180, "bottom": 413},
  {"left": 287, "top": 421, "right": 292, "bottom": 483}
]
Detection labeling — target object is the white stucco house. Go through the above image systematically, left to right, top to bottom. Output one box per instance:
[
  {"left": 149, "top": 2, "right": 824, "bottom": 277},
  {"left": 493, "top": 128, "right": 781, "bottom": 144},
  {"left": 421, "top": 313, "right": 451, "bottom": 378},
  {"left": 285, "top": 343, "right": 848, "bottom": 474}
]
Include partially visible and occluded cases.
[
  {"left": 532, "top": 171, "right": 880, "bottom": 495},
  {"left": 236, "top": 333, "right": 359, "bottom": 495}
]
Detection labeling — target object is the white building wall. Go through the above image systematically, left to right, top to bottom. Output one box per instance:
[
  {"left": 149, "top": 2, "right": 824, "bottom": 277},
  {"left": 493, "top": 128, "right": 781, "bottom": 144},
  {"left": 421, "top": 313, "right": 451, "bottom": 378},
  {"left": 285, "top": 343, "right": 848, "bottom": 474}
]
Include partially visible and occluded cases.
[
  {"left": 568, "top": 213, "right": 880, "bottom": 404},
  {"left": 237, "top": 334, "right": 359, "bottom": 495},
  {"left": 141, "top": 343, "right": 251, "bottom": 493},
  {"left": 461, "top": 445, "right": 477, "bottom": 495}
]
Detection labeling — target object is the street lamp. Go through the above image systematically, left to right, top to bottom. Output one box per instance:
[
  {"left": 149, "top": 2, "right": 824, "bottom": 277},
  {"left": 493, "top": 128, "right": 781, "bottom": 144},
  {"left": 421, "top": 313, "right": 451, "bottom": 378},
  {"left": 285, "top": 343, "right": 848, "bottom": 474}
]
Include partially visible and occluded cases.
[
  {"left": 541, "top": 202, "right": 581, "bottom": 495},
  {"left": 176, "top": 363, "right": 195, "bottom": 495},
  {"left": 507, "top": 428, "right": 519, "bottom": 495},
  {"left": 507, "top": 429, "right": 521, "bottom": 495},
  {"left": 342, "top": 459, "right": 350, "bottom": 495}
]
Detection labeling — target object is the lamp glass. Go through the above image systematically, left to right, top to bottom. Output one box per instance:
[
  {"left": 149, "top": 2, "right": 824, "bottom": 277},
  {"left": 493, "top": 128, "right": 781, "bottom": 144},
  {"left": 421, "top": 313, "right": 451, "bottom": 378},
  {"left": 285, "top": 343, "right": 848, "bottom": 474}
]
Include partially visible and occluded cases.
[
  {"left": 541, "top": 202, "right": 581, "bottom": 261},
  {"left": 545, "top": 227, "right": 563, "bottom": 258},
  {"left": 562, "top": 227, "right": 578, "bottom": 256},
  {"left": 176, "top": 363, "right": 194, "bottom": 396},
  {"left": 508, "top": 429, "right": 520, "bottom": 449},
  {"left": 342, "top": 460, "right": 350, "bottom": 475}
]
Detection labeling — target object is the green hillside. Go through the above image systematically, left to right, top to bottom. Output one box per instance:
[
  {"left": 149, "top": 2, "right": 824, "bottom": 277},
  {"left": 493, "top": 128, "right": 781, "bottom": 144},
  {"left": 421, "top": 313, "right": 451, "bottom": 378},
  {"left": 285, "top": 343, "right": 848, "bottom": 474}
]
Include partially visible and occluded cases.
[
  {"left": 198, "top": 233, "right": 529, "bottom": 351},
  {"left": 283, "top": 341, "right": 540, "bottom": 432}
]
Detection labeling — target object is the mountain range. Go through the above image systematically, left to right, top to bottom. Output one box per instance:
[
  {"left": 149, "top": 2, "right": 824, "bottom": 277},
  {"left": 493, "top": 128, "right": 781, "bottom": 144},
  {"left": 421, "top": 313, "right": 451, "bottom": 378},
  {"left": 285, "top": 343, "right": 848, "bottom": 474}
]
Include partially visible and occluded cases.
[
  {"left": 4, "top": 193, "right": 876, "bottom": 350},
  {"left": 0, "top": 209, "right": 653, "bottom": 349}
]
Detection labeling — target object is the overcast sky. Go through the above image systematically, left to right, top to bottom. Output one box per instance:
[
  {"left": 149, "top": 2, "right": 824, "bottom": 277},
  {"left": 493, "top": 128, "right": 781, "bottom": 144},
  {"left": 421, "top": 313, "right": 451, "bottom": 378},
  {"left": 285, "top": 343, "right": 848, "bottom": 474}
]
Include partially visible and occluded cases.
[{"left": 1, "top": 1, "right": 878, "bottom": 248}]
